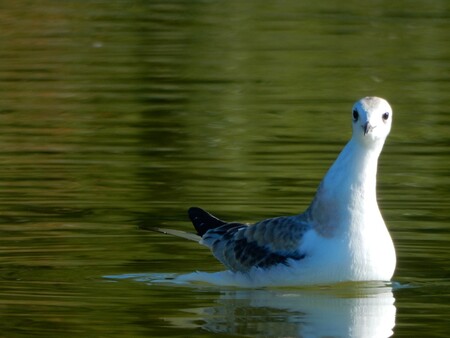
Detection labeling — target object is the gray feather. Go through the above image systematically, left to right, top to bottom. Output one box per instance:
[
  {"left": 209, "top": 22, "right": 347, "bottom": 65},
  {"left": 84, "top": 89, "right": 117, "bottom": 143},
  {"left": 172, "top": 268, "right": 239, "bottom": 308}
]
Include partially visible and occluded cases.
[{"left": 140, "top": 226, "right": 201, "bottom": 242}]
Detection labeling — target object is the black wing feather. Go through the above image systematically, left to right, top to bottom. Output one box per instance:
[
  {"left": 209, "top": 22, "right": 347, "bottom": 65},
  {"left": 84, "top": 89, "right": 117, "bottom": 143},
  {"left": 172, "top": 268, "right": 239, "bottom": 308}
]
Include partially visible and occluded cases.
[{"left": 188, "top": 207, "right": 227, "bottom": 236}]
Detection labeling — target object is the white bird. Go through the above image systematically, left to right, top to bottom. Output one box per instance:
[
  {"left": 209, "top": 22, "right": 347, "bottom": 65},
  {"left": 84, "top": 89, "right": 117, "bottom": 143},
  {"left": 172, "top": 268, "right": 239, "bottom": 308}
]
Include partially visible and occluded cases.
[{"left": 148, "top": 97, "right": 396, "bottom": 287}]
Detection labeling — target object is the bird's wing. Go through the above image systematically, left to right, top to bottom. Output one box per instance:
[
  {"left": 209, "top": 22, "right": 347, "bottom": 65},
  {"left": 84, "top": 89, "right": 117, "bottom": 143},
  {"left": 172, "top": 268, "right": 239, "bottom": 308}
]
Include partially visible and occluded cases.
[
  {"left": 188, "top": 207, "right": 227, "bottom": 236},
  {"left": 200, "top": 215, "right": 310, "bottom": 272}
]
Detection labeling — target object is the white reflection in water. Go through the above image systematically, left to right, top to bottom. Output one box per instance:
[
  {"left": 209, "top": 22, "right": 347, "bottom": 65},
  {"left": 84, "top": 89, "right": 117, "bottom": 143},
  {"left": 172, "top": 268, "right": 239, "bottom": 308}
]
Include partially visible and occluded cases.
[
  {"left": 106, "top": 274, "right": 396, "bottom": 338},
  {"left": 177, "top": 288, "right": 395, "bottom": 337}
]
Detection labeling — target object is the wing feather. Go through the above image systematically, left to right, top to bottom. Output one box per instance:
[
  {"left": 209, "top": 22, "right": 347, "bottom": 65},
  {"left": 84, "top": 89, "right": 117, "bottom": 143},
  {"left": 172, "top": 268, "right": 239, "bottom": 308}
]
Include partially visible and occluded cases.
[{"left": 201, "top": 215, "right": 310, "bottom": 272}]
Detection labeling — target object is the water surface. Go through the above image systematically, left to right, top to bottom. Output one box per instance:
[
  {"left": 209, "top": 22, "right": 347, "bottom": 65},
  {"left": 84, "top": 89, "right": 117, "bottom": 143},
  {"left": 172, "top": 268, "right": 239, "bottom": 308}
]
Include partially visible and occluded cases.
[{"left": 0, "top": 1, "right": 449, "bottom": 337}]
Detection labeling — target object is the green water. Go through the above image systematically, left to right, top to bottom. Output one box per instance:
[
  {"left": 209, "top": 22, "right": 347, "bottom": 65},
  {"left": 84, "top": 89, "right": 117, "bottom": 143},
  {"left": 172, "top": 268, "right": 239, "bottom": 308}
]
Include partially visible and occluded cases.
[{"left": 0, "top": 1, "right": 449, "bottom": 337}]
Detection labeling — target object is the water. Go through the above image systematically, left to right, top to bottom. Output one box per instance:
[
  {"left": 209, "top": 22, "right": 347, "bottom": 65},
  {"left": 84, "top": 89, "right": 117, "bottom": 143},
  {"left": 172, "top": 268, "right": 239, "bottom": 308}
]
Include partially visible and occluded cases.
[{"left": 0, "top": 1, "right": 449, "bottom": 337}]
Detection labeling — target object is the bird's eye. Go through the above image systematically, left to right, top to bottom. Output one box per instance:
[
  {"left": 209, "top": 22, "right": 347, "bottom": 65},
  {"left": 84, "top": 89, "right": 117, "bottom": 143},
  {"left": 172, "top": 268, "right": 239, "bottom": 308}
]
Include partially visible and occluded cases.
[
  {"left": 352, "top": 109, "right": 359, "bottom": 122},
  {"left": 382, "top": 112, "right": 390, "bottom": 121}
]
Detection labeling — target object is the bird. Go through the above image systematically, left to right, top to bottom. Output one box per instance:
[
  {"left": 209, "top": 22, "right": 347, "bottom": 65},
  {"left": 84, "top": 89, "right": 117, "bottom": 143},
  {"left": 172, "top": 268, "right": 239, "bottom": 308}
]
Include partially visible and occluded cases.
[{"left": 146, "top": 97, "right": 396, "bottom": 287}]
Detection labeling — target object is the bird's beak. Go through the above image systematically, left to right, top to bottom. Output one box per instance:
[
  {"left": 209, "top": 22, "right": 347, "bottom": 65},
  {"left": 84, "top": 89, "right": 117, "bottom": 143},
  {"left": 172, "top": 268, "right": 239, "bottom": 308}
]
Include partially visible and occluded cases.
[{"left": 363, "top": 122, "right": 374, "bottom": 135}]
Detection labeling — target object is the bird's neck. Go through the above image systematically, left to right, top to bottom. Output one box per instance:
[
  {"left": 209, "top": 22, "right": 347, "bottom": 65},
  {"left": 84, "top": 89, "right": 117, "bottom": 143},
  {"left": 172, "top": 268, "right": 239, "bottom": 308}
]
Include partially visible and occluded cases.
[{"left": 306, "top": 138, "right": 384, "bottom": 236}]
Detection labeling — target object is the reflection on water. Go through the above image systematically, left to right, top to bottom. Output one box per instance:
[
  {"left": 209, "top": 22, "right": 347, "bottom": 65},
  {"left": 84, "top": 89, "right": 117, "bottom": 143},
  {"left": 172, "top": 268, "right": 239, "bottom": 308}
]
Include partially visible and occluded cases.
[
  {"left": 109, "top": 274, "right": 396, "bottom": 338},
  {"left": 194, "top": 287, "right": 395, "bottom": 338}
]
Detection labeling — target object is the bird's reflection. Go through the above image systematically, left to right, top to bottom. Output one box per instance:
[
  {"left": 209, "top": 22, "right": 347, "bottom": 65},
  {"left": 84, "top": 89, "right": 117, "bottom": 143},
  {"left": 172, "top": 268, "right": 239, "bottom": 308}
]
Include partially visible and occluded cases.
[
  {"left": 105, "top": 274, "right": 395, "bottom": 337},
  {"left": 169, "top": 282, "right": 396, "bottom": 338}
]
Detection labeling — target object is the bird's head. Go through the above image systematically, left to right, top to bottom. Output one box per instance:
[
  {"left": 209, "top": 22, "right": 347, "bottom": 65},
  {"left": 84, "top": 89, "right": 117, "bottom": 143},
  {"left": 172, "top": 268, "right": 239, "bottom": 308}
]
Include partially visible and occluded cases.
[{"left": 351, "top": 97, "right": 393, "bottom": 146}]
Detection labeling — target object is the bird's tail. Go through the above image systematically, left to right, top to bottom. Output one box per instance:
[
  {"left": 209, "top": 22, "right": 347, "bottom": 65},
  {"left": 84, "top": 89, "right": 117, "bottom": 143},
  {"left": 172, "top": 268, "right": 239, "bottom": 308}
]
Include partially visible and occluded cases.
[{"left": 140, "top": 225, "right": 201, "bottom": 242}]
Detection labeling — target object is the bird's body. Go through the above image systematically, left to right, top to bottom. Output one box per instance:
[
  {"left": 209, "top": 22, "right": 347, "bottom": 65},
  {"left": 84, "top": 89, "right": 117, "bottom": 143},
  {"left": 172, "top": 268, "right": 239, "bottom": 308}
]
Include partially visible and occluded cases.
[{"left": 155, "top": 97, "right": 396, "bottom": 286}]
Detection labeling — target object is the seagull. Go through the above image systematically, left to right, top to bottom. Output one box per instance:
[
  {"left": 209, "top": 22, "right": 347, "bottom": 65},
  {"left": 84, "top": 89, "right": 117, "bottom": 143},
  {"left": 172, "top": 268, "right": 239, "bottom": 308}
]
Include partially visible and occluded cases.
[{"left": 147, "top": 97, "right": 396, "bottom": 287}]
